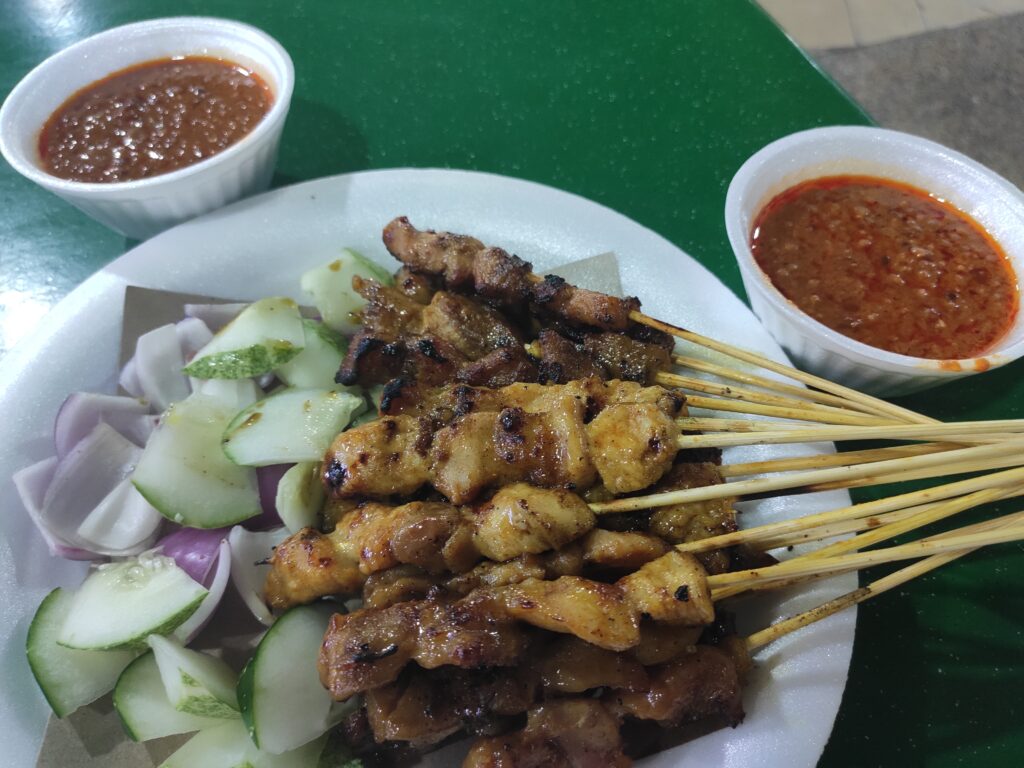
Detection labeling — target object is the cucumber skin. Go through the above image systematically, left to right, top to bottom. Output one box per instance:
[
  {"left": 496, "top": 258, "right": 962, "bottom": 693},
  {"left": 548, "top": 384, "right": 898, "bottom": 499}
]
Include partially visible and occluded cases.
[
  {"left": 184, "top": 343, "right": 302, "bottom": 380},
  {"left": 26, "top": 588, "right": 137, "bottom": 718},
  {"left": 114, "top": 653, "right": 231, "bottom": 742},
  {"left": 237, "top": 656, "right": 258, "bottom": 746}
]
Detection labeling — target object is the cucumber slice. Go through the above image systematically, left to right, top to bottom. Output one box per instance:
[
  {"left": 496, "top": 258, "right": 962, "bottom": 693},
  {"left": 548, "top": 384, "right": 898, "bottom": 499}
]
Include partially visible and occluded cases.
[
  {"left": 300, "top": 250, "right": 393, "bottom": 334},
  {"left": 185, "top": 298, "right": 305, "bottom": 380},
  {"left": 276, "top": 320, "right": 348, "bottom": 389},
  {"left": 193, "top": 378, "right": 263, "bottom": 410},
  {"left": 221, "top": 388, "right": 365, "bottom": 467},
  {"left": 133, "top": 393, "right": 261, "bottom": 528},
  {"left": 275, "top": 462, "right": 325, "bottom": 534},
  {"left": 57, "top": 552, "right": 207, "bottom": 650},
  {"left": 26, "top": 588, "right": 138, "bottom": 718},
  {"left": 238, "top": 604, "right": 353, "bottom": 754},
  {"left": 148, "top": 634, "right": 239, "bottom": 718},
  {"left": 114, "top": 652, "right": 231, "bottom": 741},
  {"left": 161, "top": 720, "right": 328, "bottom": 768}
]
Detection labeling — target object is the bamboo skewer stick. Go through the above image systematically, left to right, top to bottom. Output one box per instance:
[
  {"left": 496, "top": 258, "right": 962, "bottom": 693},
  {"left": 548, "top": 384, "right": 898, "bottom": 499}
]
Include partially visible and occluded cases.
[
  {"left": 631, "top": 311, "right": 937, "bottom": 425},
  {"left": 672, "top": 354, "right": 895, "bottom": 417},
  {"left": 657, "top": 372, "right": 895, "bottom": 427},
  {"left": 681, "top": 393, "right": 901, "bottom": 427},
  {"left": 678, "top": 417, "right": 809, "bottom": 433},
  {"left": 676, "top": 419, "right": 1024, "bottom": 451},
  {"left": 591, "top": 440, "right": 1024, "bottom": 514},
  {"left": 720, "top": 443, "right": 955, "bottom": 478},
  {"left": 805, "top": 453, "right": 1024, "bottom": 494},
  {"left": 673, "top": 465, "right": 1024, "bottom": 553},
  {"left": 713, "top": 485, "right": 1021, "bottom": 600},
  {"left": 751, "top": 504, "right": 938, "bottom": 551},
  {"left": 744, "top": 512, "right": 1024, "bottom": 652},
  {"left": 708, "top": 520, "right": 1024, "bottom": 592}
]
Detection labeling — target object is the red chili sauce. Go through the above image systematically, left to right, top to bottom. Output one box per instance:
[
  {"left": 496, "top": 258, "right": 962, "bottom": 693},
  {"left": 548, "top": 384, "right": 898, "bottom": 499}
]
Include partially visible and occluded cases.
[
  {"left": 38, "top": 56, "right": 273, "bottom": 183},
  {"left": 750, "top": 175, "right": 1018, "bottom": 359}
]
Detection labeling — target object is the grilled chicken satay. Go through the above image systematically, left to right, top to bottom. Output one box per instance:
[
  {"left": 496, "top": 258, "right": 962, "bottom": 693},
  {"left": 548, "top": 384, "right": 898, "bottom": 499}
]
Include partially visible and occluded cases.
[
  {"left": 383, "top": 216, "right": 642, "bottom": 332},
  {"left": 325, "top": 381, "right": 684, "bottom": 502},
  {"left": 265, "top": 484, "right": 595, "bottom": 610},
  {"left": 267, "top": 486, "right": 675, "bottom": 612},
  {"left": 318, "top": 552, "right": 714, "bottom": 700}
]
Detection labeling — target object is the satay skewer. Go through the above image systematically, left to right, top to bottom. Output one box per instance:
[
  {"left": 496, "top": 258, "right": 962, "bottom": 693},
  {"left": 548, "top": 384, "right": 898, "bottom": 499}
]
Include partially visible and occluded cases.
[
  {"left": 631, "top": 311, "right": 937, "bottom": 426},
  {"left": 672, "top": 353, "right": 900, "bottom": 417},
  {"left": 657, "top": 372, "right": 897, "bottom": 427},
  {"left": 675, "top": 418, "right": 1024, "bottom": 451},
  {"left": 591, "top": 440, "right": 1024, "bottom": 514},
  {"left": 720, "top": 442, "right": 954, "bottom": 477},
  {"left": 675, "top": 465, "right": 1024, "bottom": 553},
  {"left": 713, "top": 484, "right": 1023, "bottom": 600},
  {"left": 744, "top": 510, "right": 1024, "bottom": 652},
  {"left": 708, "top": 516, "right": 1024, "bottom": 596}
]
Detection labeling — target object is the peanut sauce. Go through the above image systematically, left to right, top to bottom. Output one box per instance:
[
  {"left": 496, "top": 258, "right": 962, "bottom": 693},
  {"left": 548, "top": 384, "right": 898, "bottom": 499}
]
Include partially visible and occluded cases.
[
  {"left": 38, "top": 56, "right": 273, "bottom": 183},
  {"left": 750, "top": 175, "right": 1018, "bottom": 359}
]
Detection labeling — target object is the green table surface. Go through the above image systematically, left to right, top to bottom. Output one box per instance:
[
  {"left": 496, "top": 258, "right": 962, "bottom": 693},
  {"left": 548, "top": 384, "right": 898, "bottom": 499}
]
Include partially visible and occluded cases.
[{"left": 3, "top": 1, "right": 1022, "bottom": 765}]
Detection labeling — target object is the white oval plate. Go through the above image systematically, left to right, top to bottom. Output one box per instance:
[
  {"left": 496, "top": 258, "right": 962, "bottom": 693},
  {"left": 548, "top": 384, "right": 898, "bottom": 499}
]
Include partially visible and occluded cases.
[{"left": 0, "top": 168, "right": 855, "bottom": 768}]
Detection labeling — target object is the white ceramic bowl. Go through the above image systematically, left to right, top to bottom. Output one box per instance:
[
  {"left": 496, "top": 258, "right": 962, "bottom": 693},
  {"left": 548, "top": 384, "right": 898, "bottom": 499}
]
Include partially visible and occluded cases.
[
  {"left": 0, "top": 17, "right": 294, "bottom": 240},
  {"left": 725, "top": 126, "right": 1024, "bottom": 397}
]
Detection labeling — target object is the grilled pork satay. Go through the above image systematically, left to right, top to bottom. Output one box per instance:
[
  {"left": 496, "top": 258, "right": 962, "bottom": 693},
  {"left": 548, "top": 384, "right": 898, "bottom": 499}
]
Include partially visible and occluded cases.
[
  {"left": 383, "top": 216, "right": 642, "bottom": 332},
  {"left": 338, "top": 276, "right": 537, "bottom": 388},
  {"left": 536, "top": 326, "right": 674, "bottom": 385},
  {"left": 326, "top": 383, "right": 683, "bottom": 502},
  {"left": 266, "top": 485, "right": 596, "bottom": 609},
  {"left": 319, "top": 553, "right": 714, "bottom": 699},
  {"left": 319, "top": 591, "right": 531, "bottom": 702},
  {"left": 605, "top": 644, "right": 745, "bottom": 730},
  {"left": 365, "top": 665, "right": 542, "bottom": 748},
  {"left": 462, "top": 699, "right": 632, "bottom": 768}
]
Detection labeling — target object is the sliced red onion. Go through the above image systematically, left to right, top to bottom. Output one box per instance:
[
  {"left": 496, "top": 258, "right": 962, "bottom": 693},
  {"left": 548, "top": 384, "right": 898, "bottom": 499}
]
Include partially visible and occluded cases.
[
  {"left": 184, "top": 302, "right": 249, "bottom": 332},
  {"left": 175, "top": 317, "right": 214, "bottom": 363},
  {"left": 134, "top": 323, "right": 190, "bottom": 412},
  {"left": 118, "top": 357, "right": 144, "bottom": 398},
  {"left": 54, "top": 392, "right": 151, "bottom": 459},
  {"left": 118, "top": 413, "right": 161, "bottom": 446},
  {"left": 42, "top": 423, "right": 141, "bottom": 550},
  {"left": 12, "top": 457, "right": 94, "bottom": 560},
  {"left": 250, "top": 464, "right": 292, "bottom": 530},
  {"left": 76, "top": 479, "right": 163, "bottom": 554},
  {"left": 228, "top": 525, "right": 289, "bottom": 626},
  {"left": 158, "top": 526, "right": 231, "bottom": 585},
  {"left": 174, "top": 539, "right": 231, "bottom": 643}
]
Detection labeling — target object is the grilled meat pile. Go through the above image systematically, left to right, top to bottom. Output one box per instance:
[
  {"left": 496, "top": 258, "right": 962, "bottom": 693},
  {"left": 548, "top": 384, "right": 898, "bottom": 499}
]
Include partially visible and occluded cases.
[{"left": 263, "top": 219, "right": 751, "bottom": 766}]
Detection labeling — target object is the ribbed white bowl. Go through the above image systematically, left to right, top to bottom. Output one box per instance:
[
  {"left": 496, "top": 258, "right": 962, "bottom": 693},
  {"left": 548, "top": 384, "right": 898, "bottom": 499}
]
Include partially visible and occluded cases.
[
  {"left": 0, "top": 17, "right": 294, "bottom": 240},
  {"left": 725, "top": 126, "right": 1024, "bottom": 396}
]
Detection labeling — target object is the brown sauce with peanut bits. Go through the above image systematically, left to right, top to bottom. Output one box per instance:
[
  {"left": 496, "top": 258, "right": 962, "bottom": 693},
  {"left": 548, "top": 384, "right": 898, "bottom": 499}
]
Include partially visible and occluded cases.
[
  {"left": 38, "top": 56, "right": 273, "bottom": 183},
  {"left": 750, "top": 175, "right": 1018, "bottom": 359}
]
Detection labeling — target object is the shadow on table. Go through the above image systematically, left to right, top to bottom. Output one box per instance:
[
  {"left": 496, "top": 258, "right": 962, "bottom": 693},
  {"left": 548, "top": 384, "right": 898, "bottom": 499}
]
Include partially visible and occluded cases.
[{"left": 272, "top": 96, "right": 370, "bottom": 188}]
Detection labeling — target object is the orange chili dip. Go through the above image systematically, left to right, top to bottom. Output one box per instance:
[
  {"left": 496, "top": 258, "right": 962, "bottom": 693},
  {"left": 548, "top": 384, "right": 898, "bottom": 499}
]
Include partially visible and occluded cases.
[
  {"left": 38, "top": 56, "right": 273, "bottom": 183},
  {"left": 750, "top": 175, "right": 1018, "bottom": 359}
]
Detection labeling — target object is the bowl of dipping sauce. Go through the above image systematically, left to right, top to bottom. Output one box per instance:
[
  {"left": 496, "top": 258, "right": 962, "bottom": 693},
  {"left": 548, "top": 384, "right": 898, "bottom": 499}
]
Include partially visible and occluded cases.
[
  {"left": 0, "top": 17, "right": 294, "bottom": 240},
  {"left": 725, "top": 126, "right": 1024, "bottom": 396}
]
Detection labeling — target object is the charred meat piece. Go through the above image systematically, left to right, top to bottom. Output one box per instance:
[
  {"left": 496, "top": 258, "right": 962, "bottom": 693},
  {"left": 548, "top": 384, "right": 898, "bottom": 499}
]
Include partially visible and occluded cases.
[
  {"left": 383, "top": 216, "right": 643, "bottom": 332},
  {"left": 393, "top": 266, "right": 438, "bottom": 304},
  {"left": 337, "top": 275, "right": 537, "bottom": 388},
  {"left": 535, "top": 330, "right": 604, "bottom": 383},
  {"left": 587, "top": 403, "right": 681, "bottom": 495},
  {"left": 323, "top": 414, "right": 433, "bottom": 498},
  {"left": 644, "top": 461, "right": 738, "bottom": 575},
  {"left": 263, "top": 527, "right": 365, "bottom": 611},
  {"left": 580, "top": 529, "right": 669, "bottom": 572},
  {"left": 617, "top": 551, "right": 715, "bottom": 627},
  {"left": 319, "top": 592, "right": 530, "bottom": 702},
  {"left": 539, "top": 636, "right": 648, "bottom": 694},
  {"left": 607, "top": 645, "right": 745, "bottom": 729},
  {"left": 366, "top": 666, "right": 541, "bottom": 747},
  {"left": 463, "top": 699, "right": 631, "bottom": 768}
]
